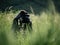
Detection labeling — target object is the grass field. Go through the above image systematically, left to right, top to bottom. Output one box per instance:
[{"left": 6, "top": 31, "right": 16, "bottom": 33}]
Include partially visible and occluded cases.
[
  {"left": 0, "top": 1, "right": 60, "bottom": 44},
  {"left": 0, "top": 10, "right": 60, "bottom": 45}
]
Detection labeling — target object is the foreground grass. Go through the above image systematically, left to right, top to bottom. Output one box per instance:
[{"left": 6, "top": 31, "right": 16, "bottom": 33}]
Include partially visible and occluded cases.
[{"left": 0, "top": 11, "right": 60, "bottom": 45}]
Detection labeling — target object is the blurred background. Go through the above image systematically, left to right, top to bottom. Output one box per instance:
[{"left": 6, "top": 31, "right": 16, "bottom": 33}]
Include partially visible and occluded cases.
[
  {"left": 0, "top": 0, "right": 60, "bottom": 45},
  {"left": 0, "top": 0, "right": 60, "bottom": 14}
]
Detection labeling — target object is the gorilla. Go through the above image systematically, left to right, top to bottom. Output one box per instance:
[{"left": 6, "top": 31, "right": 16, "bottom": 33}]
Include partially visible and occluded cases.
[{"left": 12, "top": 10, "right": 32, "bottom": 32}]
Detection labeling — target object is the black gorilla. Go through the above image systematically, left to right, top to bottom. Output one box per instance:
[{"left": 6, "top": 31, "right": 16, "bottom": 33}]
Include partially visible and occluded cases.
[{"left": 12, "top": 10, "right": 32, "bottom": 32}]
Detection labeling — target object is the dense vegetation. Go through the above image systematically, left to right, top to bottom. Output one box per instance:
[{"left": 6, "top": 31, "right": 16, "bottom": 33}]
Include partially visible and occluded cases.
[
  {"left": 0, "top": 0, "right": 60, "bottom": 45},
  {"left": 0, "top": 0, "right": 60, "bottom": 12},
  {"left": 0, "top": 9, "right": 60, "bottom": 45}
]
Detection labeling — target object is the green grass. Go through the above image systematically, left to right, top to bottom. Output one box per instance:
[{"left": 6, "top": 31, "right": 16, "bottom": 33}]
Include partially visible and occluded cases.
[{"left": 0, "top": 10, "right": 60, "bottom": 45}]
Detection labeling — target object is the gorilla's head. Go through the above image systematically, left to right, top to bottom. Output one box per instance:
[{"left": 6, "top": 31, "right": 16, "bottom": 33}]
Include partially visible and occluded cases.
[{"left": 20, "top": 10, "right": 28, "bottom": 15}]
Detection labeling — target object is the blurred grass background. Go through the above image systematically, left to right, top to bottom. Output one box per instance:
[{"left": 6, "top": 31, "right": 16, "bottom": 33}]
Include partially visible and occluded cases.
[{"left": 0, "top": 0, "right": 60, "bottom": 45}]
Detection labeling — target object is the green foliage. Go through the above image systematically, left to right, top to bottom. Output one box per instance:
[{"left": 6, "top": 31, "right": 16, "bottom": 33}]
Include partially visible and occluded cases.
[
  {"left": 0, "top": 0, "right": 54, "bottom": 11},
  {"left": 0, "top": 1, "right": 60, "bottom": 45},
  {"left": 0, "top": 10, "right": 60, "bottom": 45}
]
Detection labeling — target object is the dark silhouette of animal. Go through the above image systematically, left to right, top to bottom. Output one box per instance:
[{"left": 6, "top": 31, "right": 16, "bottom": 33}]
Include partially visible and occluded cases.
[{"left": 12, "top": 10, "right": 32, "bottom": 33}]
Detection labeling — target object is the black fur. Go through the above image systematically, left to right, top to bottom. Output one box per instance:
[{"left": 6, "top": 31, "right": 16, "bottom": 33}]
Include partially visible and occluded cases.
[{"left": 12, "top": 10, "right": 32, "bottom": 32}]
